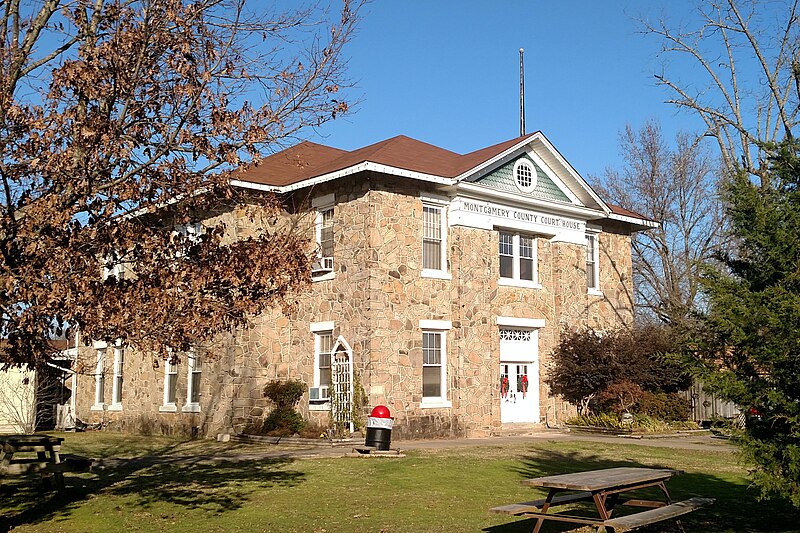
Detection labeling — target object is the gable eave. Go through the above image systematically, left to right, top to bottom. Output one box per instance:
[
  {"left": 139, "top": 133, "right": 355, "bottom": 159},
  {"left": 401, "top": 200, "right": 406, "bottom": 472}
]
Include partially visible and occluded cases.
[
  {"left": 455, "top": 132, "right": 612, "bottom": 216},
  {"left": 231, "top": 161, "right": 455, "bottom": 194}
]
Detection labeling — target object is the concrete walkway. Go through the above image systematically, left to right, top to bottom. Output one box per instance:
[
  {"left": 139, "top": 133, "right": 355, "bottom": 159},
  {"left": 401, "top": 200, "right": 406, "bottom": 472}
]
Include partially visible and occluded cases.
[{"left": 92, "top": 429, "right": 733, "bottom": 470}]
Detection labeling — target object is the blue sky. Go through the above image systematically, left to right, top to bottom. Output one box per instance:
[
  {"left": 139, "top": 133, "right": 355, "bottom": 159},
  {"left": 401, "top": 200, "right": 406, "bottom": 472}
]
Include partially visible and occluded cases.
[{"left": 307, "top": 1, "right": 710, "bottom": 181}]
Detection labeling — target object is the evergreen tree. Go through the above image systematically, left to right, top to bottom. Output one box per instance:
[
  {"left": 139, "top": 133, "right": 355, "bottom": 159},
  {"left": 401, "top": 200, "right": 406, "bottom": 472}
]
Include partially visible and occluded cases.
[{"left": 698, "top": 139, "right": 800, "bottom": 507}]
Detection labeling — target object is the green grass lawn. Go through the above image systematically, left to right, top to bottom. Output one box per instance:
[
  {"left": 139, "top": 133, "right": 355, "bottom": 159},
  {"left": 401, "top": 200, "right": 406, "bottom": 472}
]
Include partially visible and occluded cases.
[{"left": 1, "top": 432, "right": 797, "bottom": 532}]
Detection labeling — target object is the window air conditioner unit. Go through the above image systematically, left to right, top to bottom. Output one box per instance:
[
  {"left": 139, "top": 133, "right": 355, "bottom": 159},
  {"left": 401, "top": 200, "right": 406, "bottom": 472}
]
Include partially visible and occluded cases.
[
  {"left": 311, "top": 257, "right": 334, "bottom": 275},
  {"left": 309, "top": 386, "right": 330, "bottom": 401}
]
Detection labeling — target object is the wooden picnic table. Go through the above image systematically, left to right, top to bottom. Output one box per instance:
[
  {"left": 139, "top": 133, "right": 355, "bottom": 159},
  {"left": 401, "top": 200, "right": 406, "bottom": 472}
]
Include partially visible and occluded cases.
[
  {"left": 0, "top": 434, "right": 66, "bottom": 490},
  {"left": 491, "top": 466, "right": 714, "bottom": 533}
]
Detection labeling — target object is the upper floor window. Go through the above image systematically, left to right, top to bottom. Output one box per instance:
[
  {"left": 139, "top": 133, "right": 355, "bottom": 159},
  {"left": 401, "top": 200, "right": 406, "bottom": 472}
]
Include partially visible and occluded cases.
[
  {"left": 513, "top": 159, "right": 537, "bottom": 193},
  {"left": 422, "top": 201, "right": 449, "bottom": 279},
  {"left": 312, "top": 207, "right": 334, "bottom": 277},
  {"left": 173, "top": 222, "right": 203, "bottom": 259},
  {"left": 499, "top": 231, "right": 538, "bottom": 287},
  {"left": 586, "top": 233, "right": 600, "bottom": 293},
  {"left": 102, "top": 251, "right": 125, "bottom": 281}
]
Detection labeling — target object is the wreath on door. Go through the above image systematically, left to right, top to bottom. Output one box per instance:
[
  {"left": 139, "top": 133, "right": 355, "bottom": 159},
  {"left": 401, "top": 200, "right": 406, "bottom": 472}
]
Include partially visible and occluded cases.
[
  {"left": 520, "top": 374, "right": 529, "bottom": 399},
  {"left": 501, "top": 376, "right": 509, "bottom": 398}
]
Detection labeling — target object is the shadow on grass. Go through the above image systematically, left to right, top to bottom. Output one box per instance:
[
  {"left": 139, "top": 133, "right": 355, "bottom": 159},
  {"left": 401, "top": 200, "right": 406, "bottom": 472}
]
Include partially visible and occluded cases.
[
  {"left": 0, "top": 441, "right": 305, "bottom": 532},
  {"left": 484, "top": 449, "right": 800, "bottom": 533}
]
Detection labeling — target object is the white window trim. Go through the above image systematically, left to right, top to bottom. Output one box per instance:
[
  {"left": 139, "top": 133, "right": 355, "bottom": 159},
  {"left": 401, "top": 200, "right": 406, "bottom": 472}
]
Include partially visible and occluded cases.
[
  {"left": 513, "top": 158, "right": 537, "bottom": 193},
  {"left": 312, "top": 195, "right": 335, "bottom": 281},
  {"left": 421, "top": 197, "right": 449, "bottom": 278},
  {"left": 498, "top": 230, "right": 540, "bottom": 288},
  {"left": 586, "top": 231, "right": 602, "bottom": 295},
  {"left": 497, "top": 316, "right": 546, "bottom": 328},
  {"left": 420, "top": 320, "right": 452, "bottom": 409},
  {"left": 310, "top": 328, "right": 334, "bottom": 411},
  {"left": 109, "top": 346, "right": 124, "bottom": 411},
  {"left": 91, "top": 348, "right": 106, "bottom": 411},
  {"left": 182, "top": 351, "right": 201, "bottom": 413},
  {"left": 160, "top": 356, "right": 178, "bottom": 413}
]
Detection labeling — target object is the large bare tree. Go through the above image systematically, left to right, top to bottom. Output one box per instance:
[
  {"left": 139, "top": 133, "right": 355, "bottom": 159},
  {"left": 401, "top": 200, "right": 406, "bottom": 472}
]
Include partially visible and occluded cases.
[
  {"left": 0, "top": 0, "right": 363, "bottom": 368},
  {"left": 643, "top": 0, "right": 800, "bottom": 184},
  {"left": 597, "top": 121, "right": 725, "bottom": 325}
]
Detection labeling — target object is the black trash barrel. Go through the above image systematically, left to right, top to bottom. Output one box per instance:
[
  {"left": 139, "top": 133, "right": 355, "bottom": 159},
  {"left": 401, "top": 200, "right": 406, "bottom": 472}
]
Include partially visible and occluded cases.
[{"left": 364, "top": 406, "right": 393, "bottom": 451}]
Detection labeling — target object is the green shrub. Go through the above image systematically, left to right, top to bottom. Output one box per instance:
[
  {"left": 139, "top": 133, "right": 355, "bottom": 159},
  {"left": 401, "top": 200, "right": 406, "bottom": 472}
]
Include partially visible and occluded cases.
[
  {"left": 262, "top": 379, "right": 307, "bottom": 436},
  {"left": 638, "top": 392, "right": 691, "bottom": 421}
]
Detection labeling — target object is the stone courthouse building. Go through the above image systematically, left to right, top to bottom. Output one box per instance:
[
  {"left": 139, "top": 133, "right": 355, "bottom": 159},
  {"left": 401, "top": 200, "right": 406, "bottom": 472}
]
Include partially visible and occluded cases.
[{"left": 72, "top": 132, "right": 655, "bottom": 439}]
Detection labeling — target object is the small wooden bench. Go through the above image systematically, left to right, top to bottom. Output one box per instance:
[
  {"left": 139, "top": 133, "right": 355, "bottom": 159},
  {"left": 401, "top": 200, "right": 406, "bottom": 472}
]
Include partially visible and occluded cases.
[
  {"left": 490, "top": 491, "right": 593, "bottom": 515},
  {"left": 603, "top": 497, "right": 715, "bottom": 532}
]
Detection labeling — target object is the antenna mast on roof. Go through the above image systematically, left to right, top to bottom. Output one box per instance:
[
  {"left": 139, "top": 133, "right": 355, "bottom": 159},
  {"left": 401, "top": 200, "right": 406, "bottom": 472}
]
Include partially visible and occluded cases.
[{"left": 519, "top": 48, "right": 526, "bottom": 136}]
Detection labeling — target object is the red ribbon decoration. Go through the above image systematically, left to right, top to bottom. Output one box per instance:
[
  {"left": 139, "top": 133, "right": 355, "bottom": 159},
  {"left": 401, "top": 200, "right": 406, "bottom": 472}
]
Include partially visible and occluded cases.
[{"left": 501, "top": 376, "right": 509, "bottom": 398}]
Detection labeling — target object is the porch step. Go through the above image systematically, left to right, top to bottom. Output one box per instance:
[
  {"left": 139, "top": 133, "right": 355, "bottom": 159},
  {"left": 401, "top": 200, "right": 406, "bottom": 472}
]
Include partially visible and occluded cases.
[{"left": 492, "top": 423, "right": 547, "bottom": 437}]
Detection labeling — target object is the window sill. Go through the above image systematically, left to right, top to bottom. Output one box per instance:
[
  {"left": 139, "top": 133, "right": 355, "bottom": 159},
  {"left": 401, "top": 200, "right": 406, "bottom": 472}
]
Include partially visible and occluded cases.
[
  {"left": 421, "top": 269, "right": 451, "bottom": 280},
  {"left": 312, "top": 272, "right": 335, "bottom": 282},
  {"left": 498, "top": 278, "right": 541, "bottom": 289},
  {"left": 588, "top": 288, "right": 603, "bottom": 297},
  {"left": 420, "top": 399, "right": 452, "bottom": 409},
  {"left": 309, "top": 402, "right": 331, "bottom": 411},
  {"left": 107, "top": 403, "right": 123, "bottom": 412},
  {"left": 182, "top": 403, "right": 201, "bottom": 413},
  {"left": 90, "top": 404, "right": 105, "bottom": 412},
  {"left": 159, "top": 404, "right": 178, "bottom": 413}
]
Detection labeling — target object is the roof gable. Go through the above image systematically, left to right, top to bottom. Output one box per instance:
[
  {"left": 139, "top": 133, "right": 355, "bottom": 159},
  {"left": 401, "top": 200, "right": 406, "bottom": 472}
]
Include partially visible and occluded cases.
[{"left": 471, "top": 154, "right": 572, "bottom": 204}]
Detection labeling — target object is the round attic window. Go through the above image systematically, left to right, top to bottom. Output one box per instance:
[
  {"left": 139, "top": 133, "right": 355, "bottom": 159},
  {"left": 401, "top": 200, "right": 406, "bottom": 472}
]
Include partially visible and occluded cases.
[{"left": 513, "top": 159, "right": 537, "bottom": 193}]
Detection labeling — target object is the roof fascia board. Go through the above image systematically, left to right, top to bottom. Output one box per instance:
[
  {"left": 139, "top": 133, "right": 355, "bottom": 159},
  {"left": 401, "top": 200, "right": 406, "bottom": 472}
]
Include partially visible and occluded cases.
[
  {"left": 531, "top": 135, "right": 611, "bottom": 215},
  {"left": 454, "top": 136, "right": 537, "bottom": 182},
  {"left": 232, "top": 162, "right": 454, "bottom": 194},
  {"left": 456, "top": 182, "right": 605, "bottom": 219},
  {"left": 607, "top": 213, "right": 660, "bottom": 229}
]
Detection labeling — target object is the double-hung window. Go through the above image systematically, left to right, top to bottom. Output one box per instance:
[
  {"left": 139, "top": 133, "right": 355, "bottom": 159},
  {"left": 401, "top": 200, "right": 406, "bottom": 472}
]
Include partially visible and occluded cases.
[
  {"left": 312, "top": 194, "right": 335, "bottom": 280},
  {"left": 421, "top": 199, "right": 449, "bottom": 278},
  {"left": 313, "top": 208, "right": 334, "bottom": 276},
  {"left": 498, "top": 231, "right": 538, "bottom": 287},
  {"left": 586, "top": 233, "right": 600, "bottom": 293},
  {"left": 420, "top": 320, "right": 452, "bottom": 408},
  {"left": 311, "top": 330, "right": 333, "bottom": 404},
  {"left": 110, "top": 346, "right": 124, "bottom": 409},
  {"left": 92, "top": 348, "right": 106, "bottom": 410},
  {"left": 183, "top": 351, "right": 202, "bottom": 412},
  {"left": 160, "top": 355, "right": 179, "bottom": 412}
]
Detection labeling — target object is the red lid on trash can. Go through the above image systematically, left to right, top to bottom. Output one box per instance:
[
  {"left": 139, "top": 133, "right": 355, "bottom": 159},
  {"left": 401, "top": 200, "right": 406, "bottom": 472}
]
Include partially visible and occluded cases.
[{"left": 370, "top": 405, "right": 391, "bottom": 418}]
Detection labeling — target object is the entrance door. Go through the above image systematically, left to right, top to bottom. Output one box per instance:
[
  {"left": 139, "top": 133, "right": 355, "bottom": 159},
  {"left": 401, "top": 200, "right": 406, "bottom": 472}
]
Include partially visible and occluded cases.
[{"left": 499, "top": 328, "right": 539, "bottom": 424}]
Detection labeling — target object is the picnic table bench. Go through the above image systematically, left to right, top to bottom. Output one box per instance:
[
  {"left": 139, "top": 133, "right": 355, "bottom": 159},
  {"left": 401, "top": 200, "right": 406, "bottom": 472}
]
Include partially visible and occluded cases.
[
  {"left": 0, "top": 434, "right": 92, "bottom": 492},
  {"left": 491, "top": 466, "right": 714, "bottom": 533}
]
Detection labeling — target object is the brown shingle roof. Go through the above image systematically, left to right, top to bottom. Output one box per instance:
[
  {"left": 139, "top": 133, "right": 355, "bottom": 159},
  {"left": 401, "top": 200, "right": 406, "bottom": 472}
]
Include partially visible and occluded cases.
[
  {"left": 235, "top": 134, "right": 536, "bottom": 187},
  {"left": 233, "top": 141, "right": 348, "bottom": 187},
  {"left": 607, "top": 203, "right": 655, "bottom": 223}
]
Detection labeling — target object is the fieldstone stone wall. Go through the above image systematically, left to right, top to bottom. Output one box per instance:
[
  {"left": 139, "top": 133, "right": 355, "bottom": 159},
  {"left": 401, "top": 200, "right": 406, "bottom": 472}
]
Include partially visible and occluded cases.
[{"left": 72, "top": 172, "right": 638, "bottom": 439}]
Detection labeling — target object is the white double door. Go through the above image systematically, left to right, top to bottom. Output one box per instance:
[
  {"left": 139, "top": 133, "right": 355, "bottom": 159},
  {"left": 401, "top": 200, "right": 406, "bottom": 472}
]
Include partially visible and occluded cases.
[{"left": 500, "top": 328, "right": 540, "bottom": 424}]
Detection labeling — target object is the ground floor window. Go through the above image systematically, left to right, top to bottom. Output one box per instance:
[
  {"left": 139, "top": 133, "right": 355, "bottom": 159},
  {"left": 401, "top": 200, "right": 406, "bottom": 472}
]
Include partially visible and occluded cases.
[
  {"left": 311, "top": 331, "right": 333, "bottom": 402},
  {"left": 422, "top": 331, "right": 444, "bottom": 399},
  {"left": 110, "top": 346, "right": 124, "bottom": 409},
  {"left": 92, "top": 348, "right": 105, "bottom": 409},
  {"left": 183, "top": 351, "right": 202, "bottom": 412},
  {"left": 160, "top": 356, "right": 179, "bottom": 412}
]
